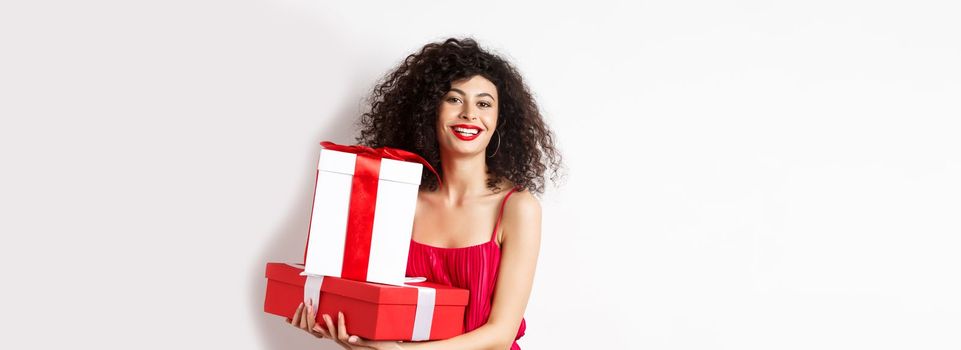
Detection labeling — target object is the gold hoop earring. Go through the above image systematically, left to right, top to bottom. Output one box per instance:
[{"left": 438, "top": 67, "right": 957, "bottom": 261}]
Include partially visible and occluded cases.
[{"left": 488, "top": 130, "right": 500, "bottom": 158}]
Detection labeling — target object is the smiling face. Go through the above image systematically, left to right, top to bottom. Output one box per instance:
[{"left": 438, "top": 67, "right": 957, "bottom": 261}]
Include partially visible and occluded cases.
[{"left": 436, "top": 75, "right": 500, "bottom": 157}]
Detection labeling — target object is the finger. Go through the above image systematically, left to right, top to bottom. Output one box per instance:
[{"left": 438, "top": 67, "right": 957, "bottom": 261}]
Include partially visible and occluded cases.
[
  {"left": 306, "top": 298, "right": 317, "bottom": 334},
  {"left": 299, "top": 301, "right": 312, "bottom": 330},
  {"left": 305, "top": 301, "right": 324, "bottom": 339},
  {"left": 291, "top": 302, "right": 304, "bottom": 327},
  {"left": 337, "top": 311, "right": 350, "bottom": 343},
  {"left": 323, "top": 314, "right": 340, "bottom": 344},
  {"left": 311, "top": 322, "right": 333, "bottom": 338},
  {"left": 312, "top": 323, "right": 331, "bottom": 338},
  {"left": 347, "top": 335, "right": 363, "bottom": 346}
]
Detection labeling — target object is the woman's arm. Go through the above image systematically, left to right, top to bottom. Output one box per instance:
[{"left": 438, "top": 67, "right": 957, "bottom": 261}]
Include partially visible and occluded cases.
[{"left": 400, "top": 191, "right": 542, "bottom": 350}]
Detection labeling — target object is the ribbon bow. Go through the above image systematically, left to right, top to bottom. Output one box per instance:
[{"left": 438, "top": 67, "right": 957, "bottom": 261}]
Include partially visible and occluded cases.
[{"left": 320, "top": 141, "right": 442, "bottom": 186}]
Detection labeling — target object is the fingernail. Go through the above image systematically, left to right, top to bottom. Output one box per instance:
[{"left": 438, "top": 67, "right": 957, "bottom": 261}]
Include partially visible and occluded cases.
[{"left": 349, "top": 336, "right": 358, "bottom": 343}]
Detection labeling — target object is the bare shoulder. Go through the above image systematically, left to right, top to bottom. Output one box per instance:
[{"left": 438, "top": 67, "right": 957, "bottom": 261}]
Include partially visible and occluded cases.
[
  {"left": 497, "top": 189, "right": 542, "bottom": 247},
  {"left": 504, "top": 190, "right": 541, "bottom": 219}
]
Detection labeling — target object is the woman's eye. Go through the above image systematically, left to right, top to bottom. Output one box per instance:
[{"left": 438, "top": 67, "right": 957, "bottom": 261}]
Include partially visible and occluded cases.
[
  {"left": 446, "top": 97, "right": 461, "bottom": 103},
  {"left": 478, "top": 102, "right": 492, "bottom": 108}
]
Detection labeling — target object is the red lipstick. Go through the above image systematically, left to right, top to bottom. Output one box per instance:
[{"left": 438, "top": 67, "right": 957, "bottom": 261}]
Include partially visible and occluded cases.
[{"left": 449, "top": 124, "right": 483, "bottom": 141}]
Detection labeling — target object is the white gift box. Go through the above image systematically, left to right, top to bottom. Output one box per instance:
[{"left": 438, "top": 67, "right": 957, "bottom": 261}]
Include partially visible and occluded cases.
[{"left": 303, "top": 145, "right": 424, "bottom": 286}]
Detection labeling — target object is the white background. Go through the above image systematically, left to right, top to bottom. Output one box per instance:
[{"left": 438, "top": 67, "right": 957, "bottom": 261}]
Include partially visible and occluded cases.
[{"left": 2, "top": 1, "right": 959, "bottom": 349}]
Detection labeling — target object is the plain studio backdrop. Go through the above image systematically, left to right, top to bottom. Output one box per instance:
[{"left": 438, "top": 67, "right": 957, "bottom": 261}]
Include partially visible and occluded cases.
[{"left": 1, "top": 0, "right": 959, "bottom": 349}]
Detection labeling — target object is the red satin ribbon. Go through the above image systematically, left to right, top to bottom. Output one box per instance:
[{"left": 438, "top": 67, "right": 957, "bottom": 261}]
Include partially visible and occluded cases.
[
  {"left": 304, "top": 141, "right": 441, "bottom": 281},
  {"left": 318, "top": 141, "right": 441, "bottom": 185},
  {"left": 342, "top": 154, "right": 379, "bottom": 280}
]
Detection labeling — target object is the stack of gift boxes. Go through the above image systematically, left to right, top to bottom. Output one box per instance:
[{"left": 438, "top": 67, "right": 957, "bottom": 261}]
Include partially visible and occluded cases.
[{"left": 264, "top": 142, "right": 469, "bottom": 341}]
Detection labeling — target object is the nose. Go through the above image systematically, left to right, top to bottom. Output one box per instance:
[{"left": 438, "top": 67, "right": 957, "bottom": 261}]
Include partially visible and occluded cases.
[{"left": 459, "top": 105, "right": 478, "bottom": 120}]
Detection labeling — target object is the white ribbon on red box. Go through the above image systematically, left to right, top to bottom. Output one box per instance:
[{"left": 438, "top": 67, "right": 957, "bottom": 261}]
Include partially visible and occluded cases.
[{"left": 405, "top": 277, "right": 435, "bottom": 341}]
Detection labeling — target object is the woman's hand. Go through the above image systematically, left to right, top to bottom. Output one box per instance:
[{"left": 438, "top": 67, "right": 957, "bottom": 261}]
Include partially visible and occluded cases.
[
  {"left": 286, "top": 299, "right": 332, "bottom": 340},
  {"left": 286, "top": 301, "right": 403, "bottom": 349},
  {"left": 317, "top": 311, "right": 405, "bottom": 350}
]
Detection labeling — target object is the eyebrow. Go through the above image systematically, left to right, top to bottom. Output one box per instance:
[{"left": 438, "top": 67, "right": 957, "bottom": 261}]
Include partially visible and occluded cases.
[{"left": 449, "top": 88, "right": 496, "bottom": 101}]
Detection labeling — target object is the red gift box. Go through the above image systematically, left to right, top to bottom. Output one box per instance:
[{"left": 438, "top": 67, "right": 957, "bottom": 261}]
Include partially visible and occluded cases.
[{"left": 264, "top": 262, "right": 469, "bottom": 341}]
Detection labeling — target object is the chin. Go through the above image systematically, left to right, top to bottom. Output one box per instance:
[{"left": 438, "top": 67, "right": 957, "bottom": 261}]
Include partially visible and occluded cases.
[{"left": 444, "top": 144, "right": 486, "bottom": 157}]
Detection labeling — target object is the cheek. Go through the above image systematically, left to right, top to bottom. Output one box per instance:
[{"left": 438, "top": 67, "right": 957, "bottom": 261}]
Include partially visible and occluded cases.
[
  {"left": 437, "top": 103, "right": 458, "bottom": 118},
  {"left": 434, "top": 108, "right": 448, "bottom": 131},
  {"left": 486, "top": 111, "right": 499, "bottom": 129},
  {"left": 434, "top": 116, "right": 449, "bottom": 139}
]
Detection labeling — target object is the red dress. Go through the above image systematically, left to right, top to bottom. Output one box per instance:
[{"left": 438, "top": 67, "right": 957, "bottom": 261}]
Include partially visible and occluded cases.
[{"left": 406, "top": 188, "right": 527, "bottom": 349}]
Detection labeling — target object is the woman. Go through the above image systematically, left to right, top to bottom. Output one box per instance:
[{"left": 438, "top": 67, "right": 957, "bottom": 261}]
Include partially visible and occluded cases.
[{"left": 289, "top": 38, "right": 562, "bottom": 350}]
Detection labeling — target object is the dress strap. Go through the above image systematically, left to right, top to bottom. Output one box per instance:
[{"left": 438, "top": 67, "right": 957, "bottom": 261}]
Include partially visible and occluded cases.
[{"left": 491, "top": 187, "right": 519, "bottom": 243}]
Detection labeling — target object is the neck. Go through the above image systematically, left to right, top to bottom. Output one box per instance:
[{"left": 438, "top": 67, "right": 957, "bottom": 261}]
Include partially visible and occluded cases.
[{"left": 437, "top": 149, "right": 489, "bottom": 205}]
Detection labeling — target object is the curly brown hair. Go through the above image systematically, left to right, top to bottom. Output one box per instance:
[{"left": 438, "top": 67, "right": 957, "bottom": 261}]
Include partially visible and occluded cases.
[{"left": 356, "top": 38, "right": 562, "bottom": 194}]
